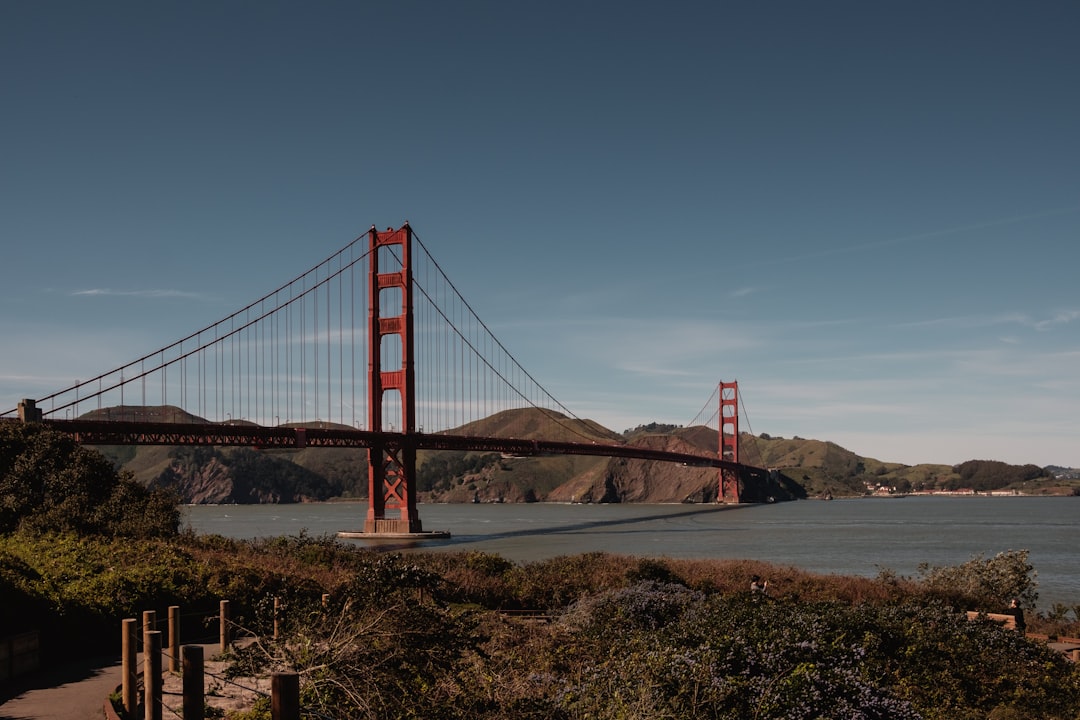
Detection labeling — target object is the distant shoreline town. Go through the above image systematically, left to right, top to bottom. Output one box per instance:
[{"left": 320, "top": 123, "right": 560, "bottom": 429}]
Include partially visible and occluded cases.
[{"left": 863, "top": 487, "right": 1070, "bottom": 498}]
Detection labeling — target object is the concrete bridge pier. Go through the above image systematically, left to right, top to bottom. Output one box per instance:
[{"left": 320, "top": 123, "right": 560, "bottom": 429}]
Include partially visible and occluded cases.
[{"left": 18, "top": 399, "right": 42, "bottom": 422}]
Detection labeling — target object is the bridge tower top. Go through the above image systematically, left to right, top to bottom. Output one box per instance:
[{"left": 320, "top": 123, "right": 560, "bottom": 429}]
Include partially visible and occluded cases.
[{"left": 365, "top": 223, "right": 424, "bottom": 534}]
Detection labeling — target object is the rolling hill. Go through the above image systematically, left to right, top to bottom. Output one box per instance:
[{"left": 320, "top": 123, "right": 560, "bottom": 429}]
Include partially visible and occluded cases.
[{"left": 79, "top": 406, "right": 1076, "bottom": 504}]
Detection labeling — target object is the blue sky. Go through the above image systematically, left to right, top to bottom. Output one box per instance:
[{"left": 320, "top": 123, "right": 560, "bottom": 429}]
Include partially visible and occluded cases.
[{"left": 2, "top": 2, "right": 1078, "bottom": 467}]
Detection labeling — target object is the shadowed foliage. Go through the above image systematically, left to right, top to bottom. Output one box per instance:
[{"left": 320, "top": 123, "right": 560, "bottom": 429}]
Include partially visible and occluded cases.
[{"left": 0, "top": 423, "right": 179, "bottom": 537}]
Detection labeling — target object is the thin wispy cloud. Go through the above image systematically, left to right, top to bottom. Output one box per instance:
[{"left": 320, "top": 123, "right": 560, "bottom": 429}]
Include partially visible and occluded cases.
[
  {"left": 729, "top": 286, "right": 761, "bottom": 298},
  {"left": 73, "top": 288, "right": 209, "bottom": 300},
  {"left": 894, "top": 309, "right": 1080, "bottom": 332},
  {"left": 1034, "top": 310, "right": 1080, "bottom": 331},
  {"left": 892, "top": 314, "right": 1017, "bottom": 330},
  {"left": 573, "top": 317, "right": 762, "bottom": 370},
  {"left": 781, "top": 317, "right": 860, "bottom": 330},
  {"left": 615, "top": 363, "right": 697, "bottom": 379}
]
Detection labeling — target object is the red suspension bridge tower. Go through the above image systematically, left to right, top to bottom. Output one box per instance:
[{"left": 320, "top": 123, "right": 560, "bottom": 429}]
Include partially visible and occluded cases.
[
  {"left": 362, "top": 223, "right": 438, "bottom": 536},
  {"left": 719, "top": 380, "right": 741, "bottom": 503}
]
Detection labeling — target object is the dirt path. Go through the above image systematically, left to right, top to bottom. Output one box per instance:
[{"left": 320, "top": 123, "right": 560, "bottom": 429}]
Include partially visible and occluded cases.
[
  {"left": 0, "top": 643, "right": 268, "bottom": 720},
  {"left": 0, "top": 654, "right": 120, "bottom": 720}
]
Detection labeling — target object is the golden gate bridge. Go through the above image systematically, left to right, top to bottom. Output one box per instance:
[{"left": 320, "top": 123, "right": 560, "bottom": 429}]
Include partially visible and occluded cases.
[{"left": 1, "top": 223, "right": 767, "bottom": 537}]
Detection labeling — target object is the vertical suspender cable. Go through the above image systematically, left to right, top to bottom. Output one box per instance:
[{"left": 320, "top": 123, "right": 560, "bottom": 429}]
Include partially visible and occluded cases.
[
  {"left": 353, "top": 251, "right": 359, "bottom": 428},
  {"left": 338, "top": 256, "right": 343, "bottom": 425},
  {"left": 324, "top": 261, "right": 329, "bottom": 424},
  {"left": 286, "top": 288, "right": 292, "bottom": 423},
  {"left": 301, "top": 289, "right": 306, "bottom": 422},
  {"left": 458, "top": 295, "right": 464, "bottom": 428},
  {"left": 270, "top": 302, "right": 275, "bottom": 425},
  {"left": 255, "top": 305, "right": 260, "bottom": 424},
  {"left": 233, "top": 317, "right": 239, "bottom": 418},
  {"left": 218, "top": 327, "right": 222, "bottom": 421}
]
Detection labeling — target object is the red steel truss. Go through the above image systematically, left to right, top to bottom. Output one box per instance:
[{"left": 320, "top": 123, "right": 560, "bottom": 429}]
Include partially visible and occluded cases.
[{"left": 28, "top": 418, "right": 749, "bottom": 469}]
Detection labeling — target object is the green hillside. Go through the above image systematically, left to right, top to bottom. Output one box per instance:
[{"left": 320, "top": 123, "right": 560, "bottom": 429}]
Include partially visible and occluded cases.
[{"left": 76, "top": 405, "right": 1078, "bottom": 503}]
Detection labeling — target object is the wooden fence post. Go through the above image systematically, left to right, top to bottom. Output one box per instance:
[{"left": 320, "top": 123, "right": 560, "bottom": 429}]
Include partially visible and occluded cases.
[
  {"left": 273, "top": 597, "right": 281, "bottom": 640},
  {"left": 219, "top": 600, "right": 231, "bottom": 654},
  {"left": 168, "top": 605, "right": 180, "bottom": 672},
  {"left": 142, "top": 609, "right": 156, "bottom": 648},
  {"left": 121, "top": 618, "right": 138, "bottom": 717},
  {"left": 143, "top": 630, "right": 162, "bottom": 720},
  {"left": 182, "top": 645, "right": 205, "bottom": 720},
  {"left": 272, "top": 672, "right": 300, "bottom": 720}
]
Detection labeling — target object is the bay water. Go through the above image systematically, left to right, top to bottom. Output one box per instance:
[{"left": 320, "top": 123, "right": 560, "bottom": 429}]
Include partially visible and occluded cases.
[{"left": 184, "top": 495, "right": 1078, "bottom": 612}]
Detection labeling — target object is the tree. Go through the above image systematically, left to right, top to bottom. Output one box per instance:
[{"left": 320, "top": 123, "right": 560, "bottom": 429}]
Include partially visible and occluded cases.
[
  {"left": 0, "top": 423, "right": 179, "bottom": 537},
  {"left": 917, "top": 550, "right": 1038, "bottom": 611}
]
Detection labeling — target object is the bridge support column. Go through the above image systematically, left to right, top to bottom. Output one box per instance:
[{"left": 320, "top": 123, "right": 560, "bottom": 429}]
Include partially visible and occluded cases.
[
  {"left": 362, "top": 224, "right": 428, "bottom": 536},
  {"left": 719, "top": 381, "right": 741, "bottom": 503},
  {"left": 17, "top": 399, "right": 42, "bottom": 422},
  {"left": 365, "top": 439, "right": 422, "bottom": 534}
]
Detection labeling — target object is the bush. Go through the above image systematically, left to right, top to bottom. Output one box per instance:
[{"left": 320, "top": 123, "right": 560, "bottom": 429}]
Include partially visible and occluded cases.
[
  {"left": 0, "top": 423, "right": 180, "bottom": 537},
  {"left": 2, "top": 526, "right": 1077, "bottom": 719},
  {"left": 209, "top": 546, "right": 1080, "bottom": 719},
  {"left": 917, "top": 549, "right": 1037, "bottom": 611}
]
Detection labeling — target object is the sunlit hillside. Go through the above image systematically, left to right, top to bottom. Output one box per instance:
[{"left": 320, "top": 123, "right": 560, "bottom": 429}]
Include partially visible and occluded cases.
[{"left": 74, "top": 406, "right": 1078, "bottom": 503}]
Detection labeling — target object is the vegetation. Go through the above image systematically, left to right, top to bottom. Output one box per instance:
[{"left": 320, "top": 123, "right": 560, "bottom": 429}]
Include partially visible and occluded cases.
[
  {"left": 623, "top": 421, "right": 683, "bottom": 437},
  {"left": 0, "top": 423, "right": 179, "bottom": 537},
  {"left": 746, "top": 434, "right": 1075, "bottom": 498},
  {"left": 156, "top": 446, "right": 350, "bottom": 502},
  {"left": 417, "top": 452, "right": 501, "bottom": 493},
  {"left": 949, "top": 460, "right": 1052, "bottom": 492},
  {"left": 2, "top": 532, "right": 1078, "bottom": 719},
  {"left": 916, "top": 550, "right": 1040, "bottom": 610}
]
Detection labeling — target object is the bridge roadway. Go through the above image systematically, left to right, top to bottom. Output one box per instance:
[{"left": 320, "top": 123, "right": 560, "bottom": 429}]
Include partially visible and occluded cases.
[{"left": 17, "top": 418, "right": 755, "bottom": 474}]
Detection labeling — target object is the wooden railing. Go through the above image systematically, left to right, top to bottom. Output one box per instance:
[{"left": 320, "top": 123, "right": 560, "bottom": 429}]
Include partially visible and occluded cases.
[{"left": 110, "top": 600, "right": 300, "bottom": 720}]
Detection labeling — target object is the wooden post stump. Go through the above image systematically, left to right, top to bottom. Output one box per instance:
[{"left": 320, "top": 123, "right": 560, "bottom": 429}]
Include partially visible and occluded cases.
[
  {"left": 274, "top": 597, "right": 281, "bottom": 640},
  {"left": 220, "top": 599, "right": 231, "bottom": 654},
  {"left": 168, "top": 605, "right": 180, "bottom": 672},
  {"left": 142, "top": 609, "right": 157, "bottom": 648},
  {"left": 121, "top": 618, "right": 138, "bottom": 717},
  {"left": 144, "top": 630, "right": 162, "bottom": 720},
  {"left": 182, "top": 645, "right": 205, "bottom": 720},
  {"left": 272, "top": 672, "right": 300, "bottom": 720}
]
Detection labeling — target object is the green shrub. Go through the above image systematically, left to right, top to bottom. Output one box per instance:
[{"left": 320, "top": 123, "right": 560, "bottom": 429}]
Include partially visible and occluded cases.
[
  {"left": 0, "top": 423, "right": 180, "bottom": 537},
  {"left": 2, "top": 527, "right": 1077, "bottom": 719},
  {"left": 917, "top": 549, "right": 1038, "bottom": 611}
]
